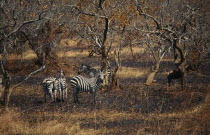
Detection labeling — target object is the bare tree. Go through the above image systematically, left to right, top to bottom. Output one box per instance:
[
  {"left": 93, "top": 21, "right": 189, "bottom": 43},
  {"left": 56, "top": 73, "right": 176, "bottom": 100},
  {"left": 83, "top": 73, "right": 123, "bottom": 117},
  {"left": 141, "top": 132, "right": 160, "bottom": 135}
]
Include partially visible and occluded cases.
[
  {"left": 0, "top": 0, "right": 68, "bottom": 107},
  {"left": 67, "top": 0, "right": 113, "bottom": 87},
  {"left": 68, "top": 0, "right": 139, "bottom": 88},
  {"left": 133, "top": 0, "right": 209, "bottom": 89}
]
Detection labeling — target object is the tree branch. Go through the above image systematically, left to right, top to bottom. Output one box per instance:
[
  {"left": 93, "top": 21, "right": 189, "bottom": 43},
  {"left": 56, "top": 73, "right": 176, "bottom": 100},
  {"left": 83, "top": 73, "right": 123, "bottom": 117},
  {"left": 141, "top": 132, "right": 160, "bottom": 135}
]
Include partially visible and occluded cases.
[
  {"left": 134, "top": 0, "right": 161, "bottom": 30},
  {"left": 74, "top": 6, "right": 107, "bottom": 19},
  {"left": 6, "top": 10, "right": 47, "bottom": 38},
  {"left": 10, "top": 65, "right": 46, "bottom": 93}
]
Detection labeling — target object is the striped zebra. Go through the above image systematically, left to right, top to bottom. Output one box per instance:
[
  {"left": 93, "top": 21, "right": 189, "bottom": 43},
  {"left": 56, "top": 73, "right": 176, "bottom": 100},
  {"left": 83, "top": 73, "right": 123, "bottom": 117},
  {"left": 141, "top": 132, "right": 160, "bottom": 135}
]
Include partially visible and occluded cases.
[
  {"left": 78, "top": 64, "right": 100, "bottom": 77},
  {"left": 78, "top": 64, "right": 112, "bottom": 85},
  {"left": 57, "top": 70, "right": 68, "bottom": 101},
  {"left": 59, "top": 70, "right": 65, "bottom": 78},
  {"left": 42, "top": 71, "right": 67, "bottom": 102},
  {"left": 70, "top": 71, "right": 104, "bottom": 103},
  {"left": 42, "top": 77, "right": 57, "bottom": 103}
]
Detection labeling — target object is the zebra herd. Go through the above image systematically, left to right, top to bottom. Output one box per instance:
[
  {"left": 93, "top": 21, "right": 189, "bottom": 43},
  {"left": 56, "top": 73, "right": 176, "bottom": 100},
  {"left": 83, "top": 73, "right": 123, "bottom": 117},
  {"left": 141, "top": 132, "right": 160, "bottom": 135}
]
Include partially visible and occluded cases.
[
  {"left": 42, "top": 64, "right": 111, "bottom": 103},
  {"left": 42, "top": 70, "right": 67, "bottom": 102}
]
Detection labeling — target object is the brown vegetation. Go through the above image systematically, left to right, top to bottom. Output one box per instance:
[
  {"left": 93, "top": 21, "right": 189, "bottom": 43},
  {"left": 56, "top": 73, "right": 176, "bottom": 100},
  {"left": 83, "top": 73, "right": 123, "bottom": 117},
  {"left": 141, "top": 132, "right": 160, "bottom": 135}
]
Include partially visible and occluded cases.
[
  {"left": 0, "top": 0, "right": 209, "bottom": 134},
  {"left": 0, "top": 39, "right": 209, "bottom": 135}
]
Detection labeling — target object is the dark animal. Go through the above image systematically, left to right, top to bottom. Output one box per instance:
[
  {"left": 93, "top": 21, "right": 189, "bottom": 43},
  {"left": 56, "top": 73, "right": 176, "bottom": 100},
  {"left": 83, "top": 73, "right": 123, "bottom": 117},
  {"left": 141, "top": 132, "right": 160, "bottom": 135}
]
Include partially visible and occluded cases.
[{"left": 167, "top": 69, "right": 182, "bottom": 87}]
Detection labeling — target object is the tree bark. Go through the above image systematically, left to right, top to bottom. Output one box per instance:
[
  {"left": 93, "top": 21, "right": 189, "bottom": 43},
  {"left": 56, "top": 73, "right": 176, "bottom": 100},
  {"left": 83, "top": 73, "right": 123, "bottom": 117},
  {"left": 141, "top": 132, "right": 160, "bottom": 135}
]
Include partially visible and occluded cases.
[
  {"left": 101, "top": 18, "right": 109, "bottom": 86},
  {"left": 101, "top": 18, "right": 109, "bottom": 70},
  {"left": 173, "top": 40, "right": 186, "bottom": 89},
  {"left": 0, "top": 61, "right": 11, "bottom": 108},
  {"left": 145, "top": 62, "right": 160, "bottom": 87},
  {"left": 3, "top": 76, "right": 11, "bottom": 108},
  {"left": 0, "top": 78, "right": 2, "bottom": 102}
]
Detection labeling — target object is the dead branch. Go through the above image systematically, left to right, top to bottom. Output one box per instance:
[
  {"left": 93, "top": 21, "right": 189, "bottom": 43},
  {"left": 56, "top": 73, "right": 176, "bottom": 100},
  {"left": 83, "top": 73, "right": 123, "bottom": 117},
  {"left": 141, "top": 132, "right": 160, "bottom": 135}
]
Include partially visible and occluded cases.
[
  {"left": 6, "top": 11, "right": 47, "bottom": 38},
  {"left": 12, "top": 65, "right": 46, "bottom": 90}
]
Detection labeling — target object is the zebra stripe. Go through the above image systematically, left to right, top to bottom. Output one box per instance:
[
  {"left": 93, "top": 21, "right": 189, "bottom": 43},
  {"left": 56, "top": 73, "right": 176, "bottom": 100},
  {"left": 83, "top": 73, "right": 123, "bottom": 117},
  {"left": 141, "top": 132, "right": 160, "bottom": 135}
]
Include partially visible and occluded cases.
[
  {"left": 78, "top": 64, "right": 100, "bottom": 77},
  {"left": 78, "top": 64, "right": 113, "bottom": 84},
  {"left": 54, "top": 70, "right": 68, "bottom": 101},
  {"left": 42, "top": 72, "right": 68, "bottom": 103},
  {"left": 70, "top": 72, "right": 104, "bottom": 103},
  {"left": 42, "top": 77, "right": 57, "bottom": 103},
  {"left": 57, "top": 77, "right": 68, "bottom": 101}
]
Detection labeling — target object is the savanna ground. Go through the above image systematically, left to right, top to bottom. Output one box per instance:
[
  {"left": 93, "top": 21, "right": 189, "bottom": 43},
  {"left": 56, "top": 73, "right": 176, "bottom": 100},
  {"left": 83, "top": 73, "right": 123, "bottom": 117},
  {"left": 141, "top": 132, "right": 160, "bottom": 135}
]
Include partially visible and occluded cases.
[{"left": 0, "top": 39, "right": 209, "bottom": 135}]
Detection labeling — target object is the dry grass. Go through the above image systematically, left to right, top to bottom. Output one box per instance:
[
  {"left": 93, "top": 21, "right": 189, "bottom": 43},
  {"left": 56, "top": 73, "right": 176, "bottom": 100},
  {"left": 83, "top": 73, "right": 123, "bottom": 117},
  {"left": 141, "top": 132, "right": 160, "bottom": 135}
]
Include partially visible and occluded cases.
[
  {"left": 0, "top": 38, "right": 209, "bottom": 135},
  {"left": 59, "top": 39, "right": 146, "bottom": 58},
  {"left": 60, "top": 39, "right": 79, "bottom": 47},
  {"left": 121, "top": 47, "right": 145, "bottom": 54},
  {"left": 0, "top": 50, "right": 37, "bottom": 60},
  {"left": 21, "top": 50, "right": 37, "bottom": 59},
  {"left": 57, "top": 50, "right": 90, "bottom": 58},
  {"left": 118, "top": 67, "right": 148, "bottom": 78},
  {"left": 0, "top": 102, "right": 208, "bottom": 135},
  {"left": 0, "top": 108, "right": 140, "bottom": 135},
  {"left": 0, "top": 109, "right": 30, "bottom": 135},
  {"left": 0, "top": 109, "right": 107, "bottom": 135}
]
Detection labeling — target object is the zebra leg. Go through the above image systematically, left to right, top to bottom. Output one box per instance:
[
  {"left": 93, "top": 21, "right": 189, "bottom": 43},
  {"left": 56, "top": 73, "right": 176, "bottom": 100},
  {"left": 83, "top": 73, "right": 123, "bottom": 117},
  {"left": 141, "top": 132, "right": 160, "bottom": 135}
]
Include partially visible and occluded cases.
[
  {"left": 59, "top": 88, "right": 61, "bottom": 101},
  {"left": 65, "top": 88, "right": 67, "bottom": 100},
  {"left": 59, "top": 89, "right": 63, "bottom": 101},
  {"left": 73, "top": 89, "right": 77, "bottom": 103},
  {"left": 54, "top": 90, "right": 57, "bottom": 102},
  {"left": 62, "top": 90, "right": 64, "bottom": 102},
  {"left": 73, "top": 90, "right": 79, "bottom": 104},
  {"left": 93, "top": 91, "right": 96, "bottom": 103},
  {"left": 73, "top": 92, "right": 77, "bottom": 103},
  {"left": 44, "top": 93, "right": 47, "bottom": 103},
  {"left": 50, "top": 93, "right": 54, "bottom": 102},
  {"left": 73, "top": 93, "right": 79, "bottom": 103},
  {"left": 76, "top": 93, "right": 80, "bottom": 104}
]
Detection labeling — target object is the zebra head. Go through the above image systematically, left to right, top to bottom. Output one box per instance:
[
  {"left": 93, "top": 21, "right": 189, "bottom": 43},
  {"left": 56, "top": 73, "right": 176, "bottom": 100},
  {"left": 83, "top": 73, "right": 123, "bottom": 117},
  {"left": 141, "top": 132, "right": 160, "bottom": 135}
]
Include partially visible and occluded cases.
[
  {"left": 78, "top": 64, "right": 90, "bottom": 74},
  {"left": 59, "top": 70, "right": 65, "bottom": 78},
  {"left": 97, "top": 70, "right": 105, "bottom": 83}
]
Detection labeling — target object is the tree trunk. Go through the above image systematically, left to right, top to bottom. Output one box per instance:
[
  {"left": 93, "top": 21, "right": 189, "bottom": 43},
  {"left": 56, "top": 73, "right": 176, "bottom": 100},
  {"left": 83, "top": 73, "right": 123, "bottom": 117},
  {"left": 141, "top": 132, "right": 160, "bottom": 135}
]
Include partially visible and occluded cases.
[
  {"left": 101, "top": 18, "right": 109, "bottom": 86},
  {"left": 173, "top": 40, "right": 186, "bottom": 89},
  {"left": 129, "top": 41, "right": 135, "bottom": 60},
  {"left": 101, "top": 46, "right": 108, "bottom": 86},
  {"left": 111, "top": 50, "right": 121, "bottom": 89},
  {"left": 0, "top": 60, "right": 11, "bottom": 108},
  {"left": 0, "top": 61, "right": 11, "bottom": 108},
  {"left": 145, "top": 62, "right": 160, "bottom": 87},
  {"left": 178, "top": 62, "right": 186, "bottom": 89},
  {"left": 111, "top": 66, "right": 119, "bottom": 88},
  {"left": 3, "top": 77, "right": 11, "bottom": 108},
  {"left": 0, "top": 78, "right": 2, "bottom": 102}
]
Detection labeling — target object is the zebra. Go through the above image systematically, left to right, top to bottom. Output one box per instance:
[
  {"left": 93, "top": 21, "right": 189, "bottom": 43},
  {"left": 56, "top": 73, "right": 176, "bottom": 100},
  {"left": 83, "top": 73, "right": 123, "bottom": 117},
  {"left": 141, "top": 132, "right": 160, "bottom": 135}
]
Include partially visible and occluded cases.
[
  {"left": 78, "top": 64, "right": 100, "bottom": 77},
  {"left": 78, "top": 64, "right": 113, "bottom": 84},
  {"left": 57, "top": 70, "right": 68, "bottom": 101},
  {"left": 59, "top": 70, "right": 65, "bottom": 78},
  {"left": 42, "top": 71, "right": 67, "bottom": 102},
  {"left": 70, "top": 71, "right": 104, "bottom": 103},
  {"left": 42, "top": 77, "right": 57, "bottom": 103}
]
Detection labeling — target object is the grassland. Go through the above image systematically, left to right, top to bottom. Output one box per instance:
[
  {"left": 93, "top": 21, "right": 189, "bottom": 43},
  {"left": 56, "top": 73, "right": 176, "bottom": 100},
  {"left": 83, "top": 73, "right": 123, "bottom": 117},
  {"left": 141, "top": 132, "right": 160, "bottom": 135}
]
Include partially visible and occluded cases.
[{"left": 0, "top": 39, "right": 209, "bottom": 135}]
